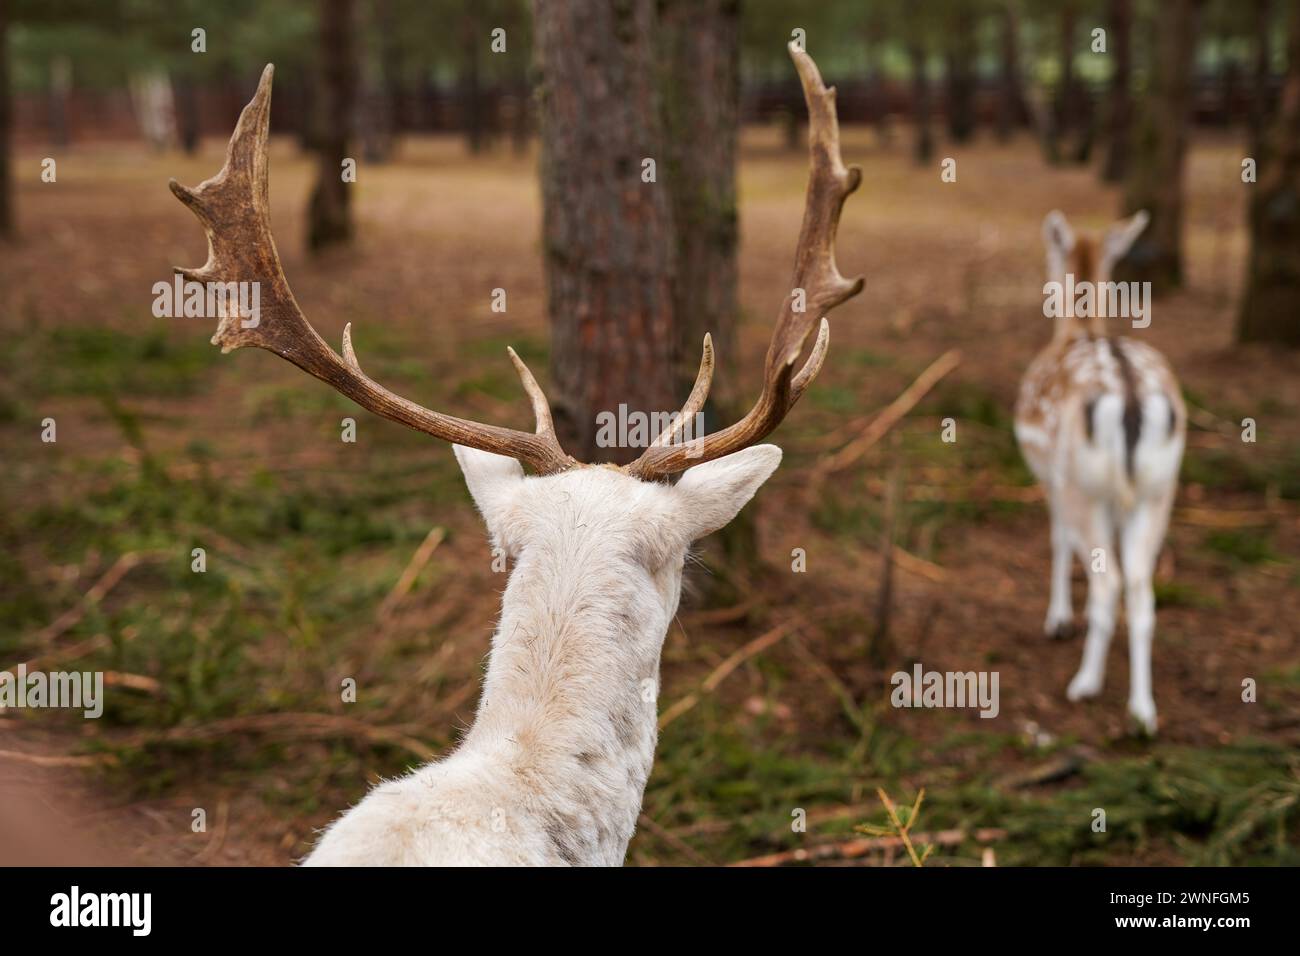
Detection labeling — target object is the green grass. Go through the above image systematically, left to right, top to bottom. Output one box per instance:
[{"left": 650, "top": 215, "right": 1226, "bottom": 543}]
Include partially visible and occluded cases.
[
  {"left": 9, "top": 324, "right": 221, "bottom": 399},
  {"left": 1202, "top": 528, "right": 1280, "bottom": 567},
  {"left": 641, "top": 707, "right": 1300, "bottom": 866}
]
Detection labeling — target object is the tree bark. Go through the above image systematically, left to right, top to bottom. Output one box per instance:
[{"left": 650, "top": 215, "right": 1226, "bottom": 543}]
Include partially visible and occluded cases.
[
  {"left": 0, "top": 0, "right": 11, "bottom": 239},
  {"left": 307, "top": 0, "right": 355, "bottom": 252},
  {"left": 359, "top": 0, "right": 397, "bottom": 163},
  {"left": 460, "top": 0, "right": 487, "bottom": 154},
  {"left": 533, "top": 0, "right": 677, "bottom": 463},
  {"left": 658, "top": 0, "right": 739, "bottom": 420},
  {"left": 1101, "top": 0, "right": 1133, "bottom": 181},
  {"left": 1119, "top": 0, "right": 1202, "bottom": 293},
  {"left": 1248, "top": 0, "right": 1273, "bottom": 157},
  {"left": 944, "top": 1, "right": 977, "bottom": 144},
  {"left": 1045, "top": 1, "right": 1078, "bottom": 164},
  {"left": 1238, "top": 1, "right": 1300, "bottom": 346},
  {"left": 995, "top": 2, "right": 1030, "bottom": 142},
  {"left": 865, "top": 11, "right": 893, "bottom": 146},
  {"left": 910, "top": 42, "right": 934, "bottom": 164},
  {"left": 172, "top": 75, "right": 200, "bottom": 155}
]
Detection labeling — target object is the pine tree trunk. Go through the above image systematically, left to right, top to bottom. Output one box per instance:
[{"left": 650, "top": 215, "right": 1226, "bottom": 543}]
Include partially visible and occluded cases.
[
  {"left": 0, "top": 0, "right": 12, "bottom": 239},
  {"left": 307, "top": 0, "right": 355, "bottom": 252},
  {"left": 460, "top": 0, "right": 486, "bottom": 154},
  {"left": 533, "top": 0, "right": 677, "bottom": 463},
  {"left": 658, "top": 0, "right": 739, "bottom": 420},
  {"left": 1101, "top": 0, "right": 1132, "bottom": 182},
  {"left": 1119, "top": 0, "right": 1202, "bottom": 293},
  {"left": 1248, "top": 0, "right": 1273, "bottom": 157},
  {"left": 945, "top": 1, "right": 977, "bottom": 144},
  {"left": 1238, "top": 1, "right": 1300, "bottom": 346},
  {"left": 996, "top": 2, "right": 1029, "bottom": 142},
  {"left": 1046, "top": 2, "right": 1078, "bottom": 164},
  {"left": 911, "top": 43, "right": 933, "bottom": 164},
  {"left": 172, "top": 75, "right": 200, "bottom": 155}
]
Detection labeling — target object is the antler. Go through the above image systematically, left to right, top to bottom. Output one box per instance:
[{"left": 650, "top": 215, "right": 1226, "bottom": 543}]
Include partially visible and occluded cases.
[
  {"left": 628, "top": 43, "right": 863, "bottom": 480},
  {"left": 170, "top": 65, "right": 576, "bottom": 476}
]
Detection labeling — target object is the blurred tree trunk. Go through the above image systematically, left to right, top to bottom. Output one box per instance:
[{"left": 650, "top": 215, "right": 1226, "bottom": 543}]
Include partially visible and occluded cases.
[
  {"left": 0, "top": 0, "right": 11, "bottom": 239},
  {"left": 307, "top": 0, "right": 356, "bottom": 251},
  {"left": 360, "top": 0, "right": 397, "bottom": 163},
  {"left": 379, "top": 0, "right": 404, "bottom": 143},
  {"left": 460, "top": 0, "right": 487, "bottom": 154},
  {"left": 533, "top": 0, "right": 677, "bottom": 463},
  {"left": 659, "top": 0, "right": 739, "bottom": 420},
  {"left": 1101, "top": 0, "right": 1132, "bottom": 181},
  {"left": 1119, "top": 0, "right": 1202, "bottom": 293},
  {"left": 1248, "top": 0, "right": 1273, "bottom": 155},
  {"left": 944, "top": 1, "right": 977, "bottom": 143},
  {"left": 1045, "top": 1, "right": 1077, "bottom": 163},
  {"left": 1238, "top": 1, "right": 1300, "bottom": 346},
  {"left": 995, "top": 2, "right": 1030, "bottom": 142},
  {"left": 864, "top": 11, "right": 893, "bottom": 146},
  {"left": 910, "top": 42, "right": 933, "bottom": 164},
  {"left": 48, "top": 55, "right": 70, "bottom": 149},
  {"left": 172, "top": 75, "right": 200, "bottom": 155}
]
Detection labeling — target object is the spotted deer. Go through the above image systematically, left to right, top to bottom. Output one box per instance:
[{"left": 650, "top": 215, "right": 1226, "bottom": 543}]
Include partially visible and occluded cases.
[
  {"left": 169, "top": 45, "right": 862, "bottom": 865},
  {"left": 1014, "top": 210, "right": 1185, "bottom": 734}
]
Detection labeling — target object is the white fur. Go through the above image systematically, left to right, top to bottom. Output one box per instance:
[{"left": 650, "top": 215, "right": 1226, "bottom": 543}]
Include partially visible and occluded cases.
[{"left": 303, "top": 444, "right": 782, "bottom": 865}]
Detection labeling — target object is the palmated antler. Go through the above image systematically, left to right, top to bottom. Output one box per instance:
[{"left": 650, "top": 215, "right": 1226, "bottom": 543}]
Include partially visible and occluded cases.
[
  {"left": 627, "top": 43, "right": 863, "bottom": 480},
  {"left": 170, "top": 65, "right": 576, "bottom": 475}
]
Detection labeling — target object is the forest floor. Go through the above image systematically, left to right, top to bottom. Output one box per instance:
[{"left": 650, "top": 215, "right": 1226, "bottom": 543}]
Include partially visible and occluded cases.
[{"left": 2, "top": 125, "right": 1298, "bottom": 866}]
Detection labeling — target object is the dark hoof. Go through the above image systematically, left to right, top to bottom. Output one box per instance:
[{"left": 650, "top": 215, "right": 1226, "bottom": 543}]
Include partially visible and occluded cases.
[{"left": 1047, "top": 620, "right": 1077, "bottom": 641}]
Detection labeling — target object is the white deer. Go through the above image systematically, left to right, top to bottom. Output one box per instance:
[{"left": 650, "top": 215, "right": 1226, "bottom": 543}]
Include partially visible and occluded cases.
[
  {"left": 170, "top": 45, "right": 863, "bottom": 865},
  {"left": 1014, "top": 210, "right": 1185, "bottom": 734}
]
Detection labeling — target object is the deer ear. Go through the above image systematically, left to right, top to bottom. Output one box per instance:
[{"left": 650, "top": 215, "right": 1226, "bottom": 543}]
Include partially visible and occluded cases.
[
  {"left": 1101, "top": 209, "right": 1149, "bottom": 271},
  {"left": 1042, "top": 210, "right": 1075, "bottom": 257},
  {"left": 453, "top": 445, "right": 524, "bottom": 534},
  {"left": 671, "top": 445, "right": 783, "bottom": 542}
]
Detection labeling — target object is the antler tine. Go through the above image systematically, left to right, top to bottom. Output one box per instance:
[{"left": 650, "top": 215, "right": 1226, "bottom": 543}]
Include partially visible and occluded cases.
[
  {"left": 627, "top": 44, "right": 863, "bottom": 481},
  {"left": 170, "top": 65, "right": 575, "bottom": 476},
  {"left": 650, "top": 333, "right": 714, "bottom": 448},
  {"left": 507, "top": 346, "right": 559, "bottom": 442}
]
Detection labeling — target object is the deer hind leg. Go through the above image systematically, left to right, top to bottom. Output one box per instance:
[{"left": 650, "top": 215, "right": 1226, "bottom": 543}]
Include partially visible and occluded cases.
[
  {"left": 1119, "top": 490, "right": 1173, "bottom": 735},
  {"left": 1044, "top": 496, "right": 1077, "bottom": 639},
  {"left": 1066, "top": 502, "right": 1119, "bottom": 702}
]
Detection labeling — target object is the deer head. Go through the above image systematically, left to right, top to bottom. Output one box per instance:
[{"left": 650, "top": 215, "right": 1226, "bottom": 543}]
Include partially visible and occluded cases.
[
  {"left": 171, "top": 44, "right": 862, "bottom": 865},
  {"left": 1041, "top": 209, "right": 1149, "bottom": 339}
]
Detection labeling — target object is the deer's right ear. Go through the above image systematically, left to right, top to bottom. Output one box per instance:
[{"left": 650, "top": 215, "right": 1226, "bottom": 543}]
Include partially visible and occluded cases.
[
  {"left": 1042, "top": 210, "right": 1075, "bottom": 257},
  {"left": 670, "top": 444, "right": 783, "bottom": 543},
  {"left": 453, "top": 445, "right": 524, "bottom": 534}
]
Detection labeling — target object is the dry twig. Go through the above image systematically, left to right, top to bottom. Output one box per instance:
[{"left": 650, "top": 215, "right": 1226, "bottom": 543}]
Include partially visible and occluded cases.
[{"left": 812, "top": 349, "right": 962, "bottom": 482}]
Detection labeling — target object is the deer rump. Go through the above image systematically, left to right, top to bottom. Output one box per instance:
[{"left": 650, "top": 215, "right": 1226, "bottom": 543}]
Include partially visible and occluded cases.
[{"left": 1063, "top": 337, "right": 1183, "bottom": 509}]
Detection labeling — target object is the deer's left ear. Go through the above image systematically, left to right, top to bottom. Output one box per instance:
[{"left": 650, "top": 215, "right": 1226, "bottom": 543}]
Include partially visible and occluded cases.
[
  {"left": 1102, "top": 209, "right": 1150, "bottom": 270},
  {"left": 453, "top": 445, "right": 524, "bottom": 536},
  {"left": 670, "top": 445, "right": 783, "bottom": 543}
]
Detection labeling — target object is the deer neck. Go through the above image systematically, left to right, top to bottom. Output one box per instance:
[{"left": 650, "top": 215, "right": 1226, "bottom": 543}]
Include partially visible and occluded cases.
[{"left": 461, "top": 539, "right": 675, "bottom": 862}]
